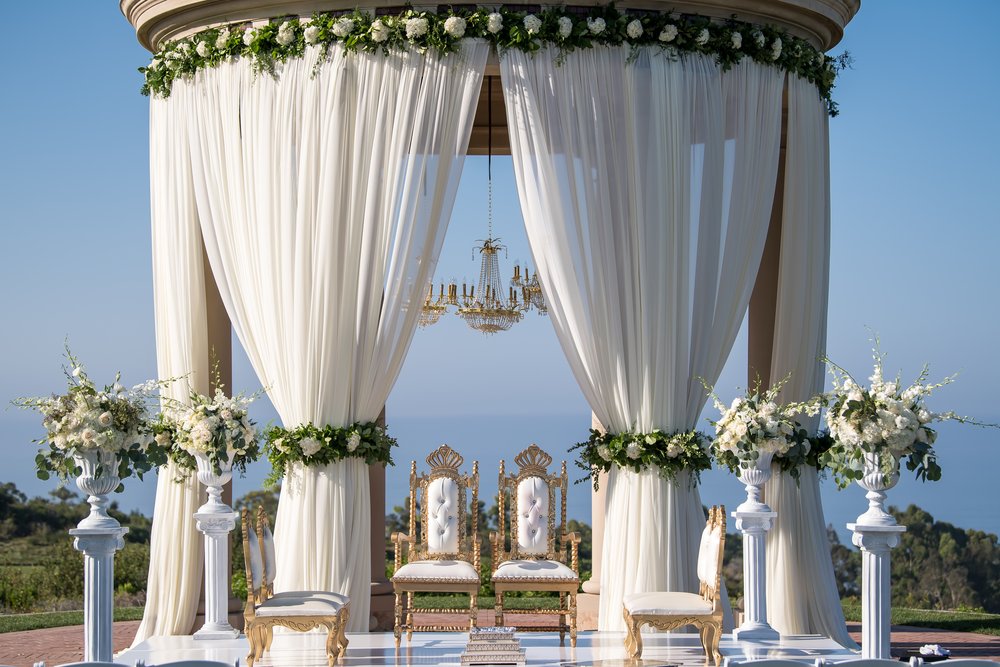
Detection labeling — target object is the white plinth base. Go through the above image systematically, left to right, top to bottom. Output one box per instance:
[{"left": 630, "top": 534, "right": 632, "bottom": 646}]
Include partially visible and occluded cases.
[
  {"left": 733, "top": 509, "right": 779, "bottom": 643},
  {"left": 848, "top": 521, "right": 906, "bottom": 660},
  {"left": 70, "top": 525, "right": 128, "bottom": 662},
  {"left": 732, "top": 623, "right": 780, "bottom": 642},
  {"left": 193, "top": 624, "right": 241, "bottom": 640}
]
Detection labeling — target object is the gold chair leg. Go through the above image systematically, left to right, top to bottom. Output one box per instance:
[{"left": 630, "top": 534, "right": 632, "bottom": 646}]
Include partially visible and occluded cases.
[
  {"left": 495, "top": 590, "right": 503, "bottom": 627},
  {"left": 394, "top": 591, "right": 403, "bottom": 648},
  {"left": 470, "top": 591, "right": 478, "bottom": 631},
  {"left": 406, "top": 592, "right": 414, "bottom": 642},
  {"left": 569, "top": 592, "right": 577, "bottom": 648},
  {"left": 559, "top": 593, "right": 566, "bottom": 645},
  {"left": 339, "top": 606, "right": 351, "bottom": 651},
  {"left": 622, "top": 609, "right": 642, "bottom": 659},
  {"left": 708, "top": 621, "right": 722, "bottom": 666},
  {"left": 325, "top": 622, "right": 339, "bottom": 667},
  {"left": 246, "top": 623, "right": 263, "bottom": 667},
  {"left": 264, "top": 624, "right": 274, "bottom": 651}
]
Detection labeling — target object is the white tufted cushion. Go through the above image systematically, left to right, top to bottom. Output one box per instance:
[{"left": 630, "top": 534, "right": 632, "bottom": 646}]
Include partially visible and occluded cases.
[
  {"left": 516, "top": 476, "right": 549, "bottom": 555},
  {"left": 426, "top": 477, "right": 460, "bottom": 554},
  {"left": 261, "top": 521, "right": 277, "bottom": 586},
  {"left": 696, "top": 522, "right": 713, "bottom": 585},
  {"left": 246, "top": 524, "right": 263, "bottom": 592},
  {"left": 392, "top": 559, "right": 479, "bottom": 582},
  {"left": 492, "top": 559, "right": 577, "bottom": 581},
  {"left": 270, "top": 590, "right": 349, "bottom": 605},
  {"left": 623, "top": 591, "right": 714, "bottom": 616},
  {"left": 256, "top": 593, "right": 346, "bottom": 617}
]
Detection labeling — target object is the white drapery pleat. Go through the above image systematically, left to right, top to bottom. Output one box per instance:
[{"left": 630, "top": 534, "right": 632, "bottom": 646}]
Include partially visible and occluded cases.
[
  {"left": 177, "top": 42, "right": 487, "bottom": 631},
  {"left": 501, "top": 48, "right": 783, "bottom": 630},
  {"left": 765, "top": 75, "right": 856, "bottom": 648},
  {"left": 134, "top": 96, "right": 208, "bottom": 644}
]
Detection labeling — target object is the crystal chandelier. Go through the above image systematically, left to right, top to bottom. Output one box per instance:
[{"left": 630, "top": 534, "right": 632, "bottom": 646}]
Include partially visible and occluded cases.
[{"left": 419, "top": 76, "right": 543, "bottom": 333}]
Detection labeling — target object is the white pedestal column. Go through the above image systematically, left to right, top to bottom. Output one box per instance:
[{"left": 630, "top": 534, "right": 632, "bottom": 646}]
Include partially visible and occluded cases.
[
  {"left": 193, "top": 508, "right": 240, "bottom": 640},
  {"left": 732, "top": 509, "right": 779, "bottom": 642},
  {"left": 848, "top": 522, "right": 906, "bottom": 659},
  {"left": 69, "top": 526, "right": 128, "bottom": 661}
]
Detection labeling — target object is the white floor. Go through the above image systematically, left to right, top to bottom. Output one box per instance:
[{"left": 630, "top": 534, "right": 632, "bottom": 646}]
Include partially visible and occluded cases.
[{"left": 119, "top": 630, "right": 858, "bottom": 666}]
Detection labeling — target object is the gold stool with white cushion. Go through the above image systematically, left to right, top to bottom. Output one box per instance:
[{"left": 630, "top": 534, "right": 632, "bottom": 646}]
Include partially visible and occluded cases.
[
  {"left": 390, "top": 444, "right": 480, "bottom": 646},
  {"left": 491, "top": 444, "right": 581, "bottom": 646},
  {"left": 622, "top": 505, "right": 727, "bottom": 664},
  {"left": 241, "top": 507, "right": 349, "bottom": 667}
]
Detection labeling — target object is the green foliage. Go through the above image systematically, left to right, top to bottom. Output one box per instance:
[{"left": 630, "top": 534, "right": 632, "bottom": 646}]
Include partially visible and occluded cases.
[
  {"left": 140, "top": 7, "right": 844, "bottom": 115},
  {"left": 263, "top": 421, "right": 395, "bottom": 487},
  {"left": 571, "top": 428, "right": 712, "bottom": 490},
  {"left": 840, "top": 602, "right": 1000, "bottom": 638},
  {"left": 0, "top": 607, "right": 146, "bottom": 634}
]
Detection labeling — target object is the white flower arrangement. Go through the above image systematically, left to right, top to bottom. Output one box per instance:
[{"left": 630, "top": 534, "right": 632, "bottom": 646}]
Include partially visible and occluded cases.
[
  {"left": 139, "top": 7, "right": 846, "bottom": 115},
  {"left": 523, "top": 14, "right": 542, "bottom": 35},
  {"left": 444, "top": 16, "right": 467, "bottom": 39},
  {"left": 558, "top": 16, "right": 573, "bottom": 39},
  {"left": 405, "top": 17, "right": 428, "bottom": 40},
  {"left": 587, "top": 17, "right": 606, "bottom": 35},
  {"left": 819, "top": 345, "right": 980, "bottom": 487},
  {"left": 14, "top": 349, "right": 167, "bottom": 486},
  {"left": 709, "top": 378, "right": 819, "bottom": 475},
  {"left": 157, "top": 387, "right": 260, "bottom": 477},
  {"left": 264, "top": 421, "right": 396, "bottom": 487},
  {"left": 572, "top": 427, "right": 713, "bottom": 490}
]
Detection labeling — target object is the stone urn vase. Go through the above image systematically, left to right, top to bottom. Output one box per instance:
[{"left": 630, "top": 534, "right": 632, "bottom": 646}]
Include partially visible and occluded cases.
[
  {"left": 73, "top": 449, "right": 122, "bottom": 531},
  {"left": 736, "top": 450, "right": 775, "bottom": 513},
  {"left": 855, "top": 451, "right": 900, "bottom": 526}
]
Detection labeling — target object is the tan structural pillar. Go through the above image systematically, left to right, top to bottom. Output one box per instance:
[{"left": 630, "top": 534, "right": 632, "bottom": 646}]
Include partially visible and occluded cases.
[
  {"left": 369, "top": 407, "right": 394, "bottom": 630},
  {"left": 577, "top": 412, "right": 606, "bottom": 630}
]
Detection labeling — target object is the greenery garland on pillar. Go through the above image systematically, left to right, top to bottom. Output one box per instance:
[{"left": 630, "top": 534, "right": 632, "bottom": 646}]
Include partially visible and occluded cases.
[
  {"left": 139, "top": 5, "right": 849, "bottom": 114},
  {"left": 263, "top": 422, "right": 396, "bottom": 487},
  {"left": 571, "top": 428, "right": 713, "bottom": 490}
]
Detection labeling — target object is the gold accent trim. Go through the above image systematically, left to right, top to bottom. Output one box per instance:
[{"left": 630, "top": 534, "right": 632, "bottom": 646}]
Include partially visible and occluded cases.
[
  {"left": 513, "top": 443, "right": 552, "bottom": 478},
  {"left": 621, "top": 505, "right": 727, "bottom": 665},
  {"left": 241, "top": 507, "right": 349, "bottom": 667}
]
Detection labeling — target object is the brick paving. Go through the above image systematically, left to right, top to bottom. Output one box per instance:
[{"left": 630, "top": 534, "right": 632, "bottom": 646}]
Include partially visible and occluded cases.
[{"left": 0, "top": 619, "right": 998, "bottom": 666}]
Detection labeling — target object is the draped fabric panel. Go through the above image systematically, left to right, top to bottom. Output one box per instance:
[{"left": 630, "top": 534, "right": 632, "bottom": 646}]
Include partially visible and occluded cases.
[
  {"left": 179, "top": 42, "right": 487, "bottom": 631},
  {"left": 501, "top": 48, "right": 783, "bottom": 630},
  {"left": 765, "top": 75, "right": 856, "bottom": 648},
  {"left": 133, "top": 96, "right": 208, "bottom": 643}
]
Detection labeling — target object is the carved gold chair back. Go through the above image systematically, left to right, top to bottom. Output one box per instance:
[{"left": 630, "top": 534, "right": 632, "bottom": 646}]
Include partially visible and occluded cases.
[
  {"left": 406, "top": 444, "right": 479, "bottom": 568},
  {"left": 697, "top": 505, "right": 727, "bottom": 606}
]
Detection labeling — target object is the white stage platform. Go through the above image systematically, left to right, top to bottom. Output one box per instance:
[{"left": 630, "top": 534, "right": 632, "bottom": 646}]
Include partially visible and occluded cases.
[{"left": 119, "top": 631, "right": 858, "bottom": 666}]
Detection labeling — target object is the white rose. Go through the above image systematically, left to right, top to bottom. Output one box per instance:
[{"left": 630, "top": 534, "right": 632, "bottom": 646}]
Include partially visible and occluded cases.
[
  {"left": 487, "top": 13, "right": 503, "bottom": 34},
  {"left": 523, "top": 14, "right": 541, "bottom": 35},
  {"left": 444, "top": 16, "right": 466, "bottom": 38},
  {"left": 557, "top": 16, "right": 573, "bottom": 39},
  {"left": 405, "top": 17, "right": 428, "bottom": 40},
  {"left": 587, "top": 17, "right": 606, "bottom": 35},
  {"left": 332, "top": 18, "right": 355, "bottom": 38},
  {"left": 371, "top": 19, "right": 389, "bottom": 43},
  {"left": 626, "top": 19, "right": 642, "bottom": 40},
  {"left": 276, "top": 22, "right": 295, "bottom": 46},
  {"left": 659, "top": 24, "right": 678, "bottom": 42},
  {"left": 304, "top": 25, "right": 321, "bottom": 44},
  {"left": 215, "top": 28, "right": 230, "bottom": 50},
  {"left": 243, "top": 28, "right": 255, "bottom": 46},
  {"left": 696, "top": 28, "right": 709, "bottom": 45},
  {"left": 731, "top": 31, "right": 742, "bottom": 49},
  {"left": 771, "top": 37, "right": 782, "bottom": 59},
  {"left": 178, "top": 41, "right": 192, "bottom": 55},
  {"left": 196, "top": 41, "right": 210, "bottom": 57},
  {"left": 220, "top": 408, "right": 233, "bottom": 421},
  {"left": 98, "top": 412, "right": 113, "bottom": 427},
  {"left": 81, "top": 427, "right": 97, "bottom": 443},
  {"left": 155, "top": 432, "right": 171, "bottom": 448},
  {"left": 347, "top": 432, "right": 361, "bottom": 452},
  {"left": 54, "top": 434, "right": 68, "bottom": 450},
  {"left": 299, "top": 436, "right": 323, "bottom": 457},
  {"left": 626, "top": 442, "right": 641, "bottom": 459},
  {"left": 597, "top": 445, "right": 612, "bottom": 461}
]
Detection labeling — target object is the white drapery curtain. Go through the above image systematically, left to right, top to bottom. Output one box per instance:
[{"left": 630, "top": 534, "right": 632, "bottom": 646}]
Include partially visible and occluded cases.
[
  {"left": 177, "top": 42, "right": 487, "bottom": 631},
  {"left": 501, "top": 48, "right": 783, "bottom": 630},
  {"left": 765, "top": 75, "right": 856, "bottom": 648},
  {"left": 134, "top": 96, "right": 208, "bottom": 644}
]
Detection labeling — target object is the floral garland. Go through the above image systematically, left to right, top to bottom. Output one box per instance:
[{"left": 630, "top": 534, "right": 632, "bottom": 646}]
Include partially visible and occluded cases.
[
  {"left": 140, "top": 6, "right": 848, "bottom": 115},
  {"left": 13, "top": 348, "right": 168, "bottom": 488},
  {"left": 153, "top": 388, "right": 261, "bottom": 478},
  {"left": 263, "top": 421, "right": 396, "bottom": 487},
  {"left": 570, "top": 428, "right": 713, "bottom": 490},
  {"left": 772, "top": 430, "right": 835, "bottom": 480}
]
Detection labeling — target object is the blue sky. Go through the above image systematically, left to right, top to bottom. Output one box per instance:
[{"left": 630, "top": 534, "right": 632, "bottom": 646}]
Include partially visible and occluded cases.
[{"left": 1, "top": 1, "right": 997, "bottom": 537}]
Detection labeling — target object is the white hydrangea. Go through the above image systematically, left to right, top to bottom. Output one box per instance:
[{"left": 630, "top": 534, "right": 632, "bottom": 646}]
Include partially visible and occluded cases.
[
  {"left": 487, "top": 13, "right": 503, "bottom": 34},
  {"left": 523, "top": 14, "right": 542, "bottom": 35},
  {"left": 444, "top": 16, "right": 467, "bottom": 38},
  {"left": 557, "top": 16, "right": 573, "bottom": 39},
  {"left": 405, "top": 17, "right": 428, "bottom": 40},
  {"left": 587, "top": 17, "right": 606, "bottom": 35},
  {"left": 332, "top": 18, "right": 355, "bottom": 38},
  {"left": 371, "top": 19, "right": 390, "bottom": 43},
  {"left": 626, "top": 19, "right": 643, "bottom": 40},
  {"left": 276, "top": 22, "right": 296, "bottom": 47},
  {"left": 659, "top": 24, "right": 678, "bottom": 42},
  {"left": 304, "top": 25, "right": 320, "bottom": 44},
  {"left": 215, "top": 28, "right": 230, "bottom": 50},
  {"left": 243, "top": 28, "right": 256, "bottom": 46},
  {"left": 696, "top": 28, "right": 710, "bottom": 45},
  {"left": 752, "top": 29, "right": 766, "bottom": 47},
  {"left": 731, "top": 31, "right": 742, "bottom": 49},
  {"left": 771, "top": 37, "right": 782, "bottom": 59},
  {"left": 196, "top": 41, "right": 210, "bottom": 57},
  {"left": 347, "top": 432, "right": 361, "bottom": 452},
  {"left": 299, "top": 437, "right": 323, "bottom": 457},
  {"left": 625, "top": 442, "right": 641, "bottom": 459},
  {"left": 597, "top": 444, "right": 612, "bottom": 461}
]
